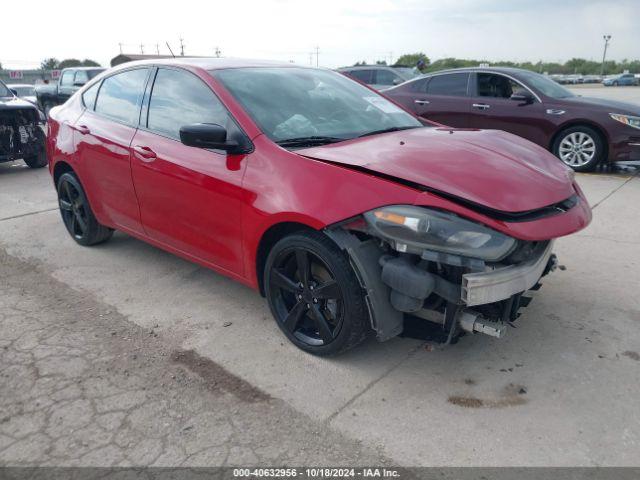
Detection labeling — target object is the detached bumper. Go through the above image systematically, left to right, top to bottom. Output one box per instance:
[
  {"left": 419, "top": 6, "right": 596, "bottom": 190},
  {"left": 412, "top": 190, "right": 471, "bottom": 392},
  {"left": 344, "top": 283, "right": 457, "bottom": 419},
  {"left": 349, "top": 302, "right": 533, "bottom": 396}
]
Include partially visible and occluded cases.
[{"left": 462, "top": 241, "right": 554, "bottom": 306}]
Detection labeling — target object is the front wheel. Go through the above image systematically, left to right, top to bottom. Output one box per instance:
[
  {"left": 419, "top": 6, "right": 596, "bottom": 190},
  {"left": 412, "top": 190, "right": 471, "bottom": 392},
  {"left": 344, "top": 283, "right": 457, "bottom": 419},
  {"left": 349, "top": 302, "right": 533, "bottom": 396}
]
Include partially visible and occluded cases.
[
  {"left": 552, "top": 126, "right": 605, "bottom": 172},
  {"left": 23, "top": 129, "right": 47, "bottom": 168},
  {"left": 57, "top": 172, "right": 113, "bottom": 246},
  {"left": 264, "top": 230, "right": 370, "bottom": 356}
]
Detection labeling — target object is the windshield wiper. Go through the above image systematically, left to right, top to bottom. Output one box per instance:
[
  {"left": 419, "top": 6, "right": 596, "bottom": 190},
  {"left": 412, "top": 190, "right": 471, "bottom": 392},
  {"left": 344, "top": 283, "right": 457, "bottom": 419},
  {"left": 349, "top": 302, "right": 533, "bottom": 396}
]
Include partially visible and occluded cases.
[
  {"left": 358, "top": 126, "right": 419, "bottom": 138},
  {"left": 275, "top": 136, "right": 346, "bottom": 148}
]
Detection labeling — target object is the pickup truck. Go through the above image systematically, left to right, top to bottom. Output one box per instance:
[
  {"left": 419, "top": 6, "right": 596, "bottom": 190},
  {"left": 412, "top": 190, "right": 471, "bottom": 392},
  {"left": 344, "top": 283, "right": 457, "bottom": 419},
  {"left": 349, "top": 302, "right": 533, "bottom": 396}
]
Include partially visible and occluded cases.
[{"left": 36, "top": 67, "right": 105, "bottom": 116}]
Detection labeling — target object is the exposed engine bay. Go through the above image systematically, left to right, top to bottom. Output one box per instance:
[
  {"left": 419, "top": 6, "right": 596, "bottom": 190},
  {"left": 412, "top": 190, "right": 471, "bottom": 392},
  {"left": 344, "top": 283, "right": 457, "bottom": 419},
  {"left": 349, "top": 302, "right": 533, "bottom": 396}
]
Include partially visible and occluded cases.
[
  {"left": 0, "top": 108, "right": 46, "bottom": 165},
  {"left": 327, "top": 206, "right": 562, "bottom": 345}
]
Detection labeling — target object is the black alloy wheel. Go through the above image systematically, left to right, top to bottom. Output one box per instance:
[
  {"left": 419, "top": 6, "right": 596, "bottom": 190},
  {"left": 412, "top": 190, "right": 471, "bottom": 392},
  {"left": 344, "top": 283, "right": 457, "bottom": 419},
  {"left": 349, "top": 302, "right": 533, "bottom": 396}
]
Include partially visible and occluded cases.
[
  {"left": 57, "top": 172, "right": 113, "bottom": 246},
  {"left": 264, "top": 231, "right": 370, "bottom": 356}
]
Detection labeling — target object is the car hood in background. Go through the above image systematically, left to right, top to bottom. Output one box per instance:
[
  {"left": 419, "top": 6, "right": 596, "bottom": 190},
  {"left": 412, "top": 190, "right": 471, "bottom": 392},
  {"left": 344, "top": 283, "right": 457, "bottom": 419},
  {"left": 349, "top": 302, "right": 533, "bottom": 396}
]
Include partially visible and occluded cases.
[
  {"left": 561, "top": 95, "right": 640, "bottom": 114},
  {"left": 0, "top": 96, "right": 40, "bottom": 111},
  {"left": 298, "top": 127, "right": 574, "bottom": 213}
]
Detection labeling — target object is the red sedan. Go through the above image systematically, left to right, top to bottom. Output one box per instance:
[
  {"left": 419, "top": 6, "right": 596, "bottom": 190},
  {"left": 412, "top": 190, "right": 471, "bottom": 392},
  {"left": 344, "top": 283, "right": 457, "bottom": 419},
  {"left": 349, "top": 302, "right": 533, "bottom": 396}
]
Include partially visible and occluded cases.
[{"left": 47, "top": 58, "right": 591, "bottom": 356}]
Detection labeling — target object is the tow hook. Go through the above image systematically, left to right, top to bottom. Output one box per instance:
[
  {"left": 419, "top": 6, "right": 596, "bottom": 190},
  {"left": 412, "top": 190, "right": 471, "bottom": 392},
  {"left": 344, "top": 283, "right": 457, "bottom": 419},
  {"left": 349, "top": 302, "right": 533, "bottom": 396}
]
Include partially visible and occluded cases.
[{"left": 458, "top": 309, "right": 507, "bottom": 338}]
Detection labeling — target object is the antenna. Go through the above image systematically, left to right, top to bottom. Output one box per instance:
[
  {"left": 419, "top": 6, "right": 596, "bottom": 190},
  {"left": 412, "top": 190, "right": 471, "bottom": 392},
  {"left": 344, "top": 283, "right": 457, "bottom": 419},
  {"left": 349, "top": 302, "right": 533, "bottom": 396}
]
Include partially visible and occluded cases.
[{"left": 166, "top": 42, "right": 176, "bottom": 58}]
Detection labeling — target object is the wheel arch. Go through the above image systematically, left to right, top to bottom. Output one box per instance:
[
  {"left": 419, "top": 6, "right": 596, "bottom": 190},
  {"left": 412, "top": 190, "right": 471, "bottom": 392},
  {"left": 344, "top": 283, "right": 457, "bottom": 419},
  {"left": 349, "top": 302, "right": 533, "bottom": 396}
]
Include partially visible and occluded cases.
[
  {"left": 550, "top": 121, "right": 610, "bottom": 161},
  {"left": 53, "top": 160, "right": 75, "bottom": 187},
  {"left": 255, "top": 221, "right": 320, "bottom": 296}
]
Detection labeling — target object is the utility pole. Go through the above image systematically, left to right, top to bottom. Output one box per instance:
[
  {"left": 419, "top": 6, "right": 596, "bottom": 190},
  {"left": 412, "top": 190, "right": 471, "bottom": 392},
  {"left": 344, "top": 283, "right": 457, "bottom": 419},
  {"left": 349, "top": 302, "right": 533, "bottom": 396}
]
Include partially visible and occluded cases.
[
  {"left": 600, "top": 35, "right": 611, "bottom": 77},
  {"left": 179, "top": 37, "right": 185, "bottom": 56},
  {"left": 118, "top": 43, "right": 123, "bottom": 54},
  {"left": 156, "top": 43, "right": 160, "bottom": 55},
  {"left": 140, "top": 44, "right": 144, "bottom": 54},
  {"left": 214, "top": 46, "right": 221, "bottom": 58},
  {"left": 314, "top": 46, "right": 320, "bottom": 67},
  {"left": 388, "top": 51, "right": 393, "bottom": 65},
  {"left": 309, "top": 52, "right": 313, "bottom": 66}
]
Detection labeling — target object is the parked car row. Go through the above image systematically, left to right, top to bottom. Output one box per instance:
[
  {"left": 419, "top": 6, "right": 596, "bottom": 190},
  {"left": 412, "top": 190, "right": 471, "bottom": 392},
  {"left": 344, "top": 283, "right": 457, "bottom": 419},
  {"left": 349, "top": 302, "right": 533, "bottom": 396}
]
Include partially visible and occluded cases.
[{"left": 602, "top": 73, "right": 640, "bottom": 87}]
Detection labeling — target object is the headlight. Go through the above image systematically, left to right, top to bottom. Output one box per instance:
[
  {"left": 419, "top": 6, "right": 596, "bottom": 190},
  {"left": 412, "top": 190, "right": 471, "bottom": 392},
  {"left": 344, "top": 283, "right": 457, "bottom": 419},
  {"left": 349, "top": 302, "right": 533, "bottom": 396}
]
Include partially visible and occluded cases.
[
  {"left": 610, "top": 113, "right": 640, "bottom": 130},
  {"left": 364, "top": 206, "right": 516, "bottom": 261}
]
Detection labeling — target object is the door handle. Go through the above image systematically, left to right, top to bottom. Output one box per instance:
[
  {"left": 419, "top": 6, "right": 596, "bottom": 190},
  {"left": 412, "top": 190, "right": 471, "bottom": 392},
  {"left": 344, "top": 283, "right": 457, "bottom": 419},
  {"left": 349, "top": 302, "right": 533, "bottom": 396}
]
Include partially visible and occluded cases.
[
  {"left": 414, "top": 99, "right": 430, "bottom": 105},
  {"left": 472, "top": 103, "right": 491, "bottom": 110},
  {"left": 74, "top": 124, "right": 91, "bottom": 135},
  {"left": 132, "top": 145, "right": 157, "bottom": 162}
]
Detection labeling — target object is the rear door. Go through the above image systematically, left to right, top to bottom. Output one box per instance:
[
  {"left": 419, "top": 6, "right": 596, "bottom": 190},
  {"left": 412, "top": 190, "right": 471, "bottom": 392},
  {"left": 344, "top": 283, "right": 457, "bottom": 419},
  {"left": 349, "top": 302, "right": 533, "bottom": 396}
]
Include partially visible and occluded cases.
[
  {"left": 73, "top": 67, "right": 151, "bottom": 234},
  {"left": 129, "top": 67, "right": 248, "bottom": 274},
  {"left": 409, "top": 72, "right": 471, "bottom": 127},
  {"left": 467, "top": 72, "right": 550, "bottom": 147}
]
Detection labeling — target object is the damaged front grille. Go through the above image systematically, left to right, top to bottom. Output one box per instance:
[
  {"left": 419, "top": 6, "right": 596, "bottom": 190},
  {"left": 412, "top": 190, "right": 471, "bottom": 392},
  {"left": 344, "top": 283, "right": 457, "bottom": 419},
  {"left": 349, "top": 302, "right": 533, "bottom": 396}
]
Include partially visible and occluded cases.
[{"left": 0, "top": 109, "right": 42, "bottom": 161}]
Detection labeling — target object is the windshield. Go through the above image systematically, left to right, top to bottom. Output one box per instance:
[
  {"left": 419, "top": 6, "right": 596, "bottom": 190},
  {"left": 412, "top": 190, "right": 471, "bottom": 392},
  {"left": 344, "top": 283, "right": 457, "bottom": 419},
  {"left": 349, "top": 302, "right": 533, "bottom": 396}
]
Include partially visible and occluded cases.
[
  {"left": 211, "top": 67, "right": 422, "bottom": 145},
  {"left": 517, "top": 70, "right": 575, "bottom": 99},
  {"left": 0, "top": 81, "right": 11, "bottom": 97},
  {"left": 11, "top": 86, "right": 36, "bottom": 96}
]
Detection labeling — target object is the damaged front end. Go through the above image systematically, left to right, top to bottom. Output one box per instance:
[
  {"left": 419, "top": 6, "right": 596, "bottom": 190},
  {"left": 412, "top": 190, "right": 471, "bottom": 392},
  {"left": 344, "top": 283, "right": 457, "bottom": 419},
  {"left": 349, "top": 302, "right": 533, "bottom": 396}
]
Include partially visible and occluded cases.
[
  {"left": 0, "top": 105, "right": 47, "bottom": 167},
  {"left": 326, "top": 206, "right": 560, "bottom": 345}
]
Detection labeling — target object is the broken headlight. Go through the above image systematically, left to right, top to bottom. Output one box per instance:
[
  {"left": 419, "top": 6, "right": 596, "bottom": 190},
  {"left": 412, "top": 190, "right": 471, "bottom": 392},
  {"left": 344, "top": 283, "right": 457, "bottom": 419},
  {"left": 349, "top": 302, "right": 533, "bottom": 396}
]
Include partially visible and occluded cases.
[{"left": 364, "top": 205, "right": 516, "bottom": 261}]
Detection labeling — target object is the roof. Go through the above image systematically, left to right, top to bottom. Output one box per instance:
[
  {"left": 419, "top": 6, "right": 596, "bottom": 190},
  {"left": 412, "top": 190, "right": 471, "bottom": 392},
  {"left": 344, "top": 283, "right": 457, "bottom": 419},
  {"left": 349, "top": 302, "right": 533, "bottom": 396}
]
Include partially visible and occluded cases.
[
  {"left": 110, "top": 56, "right": 301, "bottom": 71},
  {"left": 338, "top": 65, "right": 407, "bottom": 71},
  {"left": 422, "top": 66, "right": 537, "bottom": 76}
]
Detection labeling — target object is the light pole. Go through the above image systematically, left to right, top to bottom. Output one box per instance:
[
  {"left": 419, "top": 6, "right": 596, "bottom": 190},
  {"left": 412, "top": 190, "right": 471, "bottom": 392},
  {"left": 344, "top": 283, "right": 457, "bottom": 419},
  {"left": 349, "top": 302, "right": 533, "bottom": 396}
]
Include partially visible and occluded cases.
[{"left": 600, "top": 35, "right": 611, "bottom": 77}]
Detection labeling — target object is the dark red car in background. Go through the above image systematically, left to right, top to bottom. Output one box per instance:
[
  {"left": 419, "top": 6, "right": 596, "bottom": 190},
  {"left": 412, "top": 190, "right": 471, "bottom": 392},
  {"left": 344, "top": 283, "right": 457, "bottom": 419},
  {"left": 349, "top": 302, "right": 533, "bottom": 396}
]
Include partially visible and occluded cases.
[
  {"left": 48, "top": 59, "right": 591, "bottom": 356},
  {"left": 384, "top": 67, "right": 640, "bottom": 171}
]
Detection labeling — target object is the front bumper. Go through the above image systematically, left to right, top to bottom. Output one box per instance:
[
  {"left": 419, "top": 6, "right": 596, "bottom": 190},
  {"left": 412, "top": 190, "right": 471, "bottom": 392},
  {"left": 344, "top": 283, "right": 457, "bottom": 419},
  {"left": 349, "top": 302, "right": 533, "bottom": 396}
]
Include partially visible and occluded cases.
[{"left": 462, "top": 241, "right": 554, "bottom": 306}]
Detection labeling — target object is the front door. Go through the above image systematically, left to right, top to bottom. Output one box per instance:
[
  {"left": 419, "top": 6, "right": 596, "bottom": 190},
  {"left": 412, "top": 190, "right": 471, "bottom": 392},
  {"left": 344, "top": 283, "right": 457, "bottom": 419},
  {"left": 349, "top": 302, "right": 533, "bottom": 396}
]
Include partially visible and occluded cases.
[
  {"left": 130, "top": 67, "right": 248, "bottom": 274},
  {"left": 467, "top": 72, "right": 550, "bottom": 147}
]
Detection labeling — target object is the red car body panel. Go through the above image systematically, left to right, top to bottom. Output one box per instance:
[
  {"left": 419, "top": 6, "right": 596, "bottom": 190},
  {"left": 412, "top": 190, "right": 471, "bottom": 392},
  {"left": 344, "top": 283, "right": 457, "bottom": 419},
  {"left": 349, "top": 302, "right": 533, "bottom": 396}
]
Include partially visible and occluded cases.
[
  {"left": 47, "top": 59, "right": 592, "bottom": 293},
  {"left": 297, "top": 127, "right": 574, "bottom": 212}
]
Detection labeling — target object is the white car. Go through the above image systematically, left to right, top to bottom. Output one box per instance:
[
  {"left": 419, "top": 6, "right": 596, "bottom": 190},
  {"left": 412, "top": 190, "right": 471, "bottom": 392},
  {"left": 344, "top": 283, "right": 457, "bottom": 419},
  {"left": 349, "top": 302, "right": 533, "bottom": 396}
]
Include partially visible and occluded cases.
[{"left": 6, "top": 84, "right": 38, "bottom": 105}]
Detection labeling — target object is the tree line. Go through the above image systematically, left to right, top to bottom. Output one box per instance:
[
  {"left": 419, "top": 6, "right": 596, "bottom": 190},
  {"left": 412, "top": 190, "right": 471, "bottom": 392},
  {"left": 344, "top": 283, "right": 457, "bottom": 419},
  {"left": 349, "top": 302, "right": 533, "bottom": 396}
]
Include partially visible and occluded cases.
[
  {"left": 357, "top": 53, "right": 640, "bottom": 75},
  {"left": 40, "top": 58, "right": 102, "bottom": 70}
]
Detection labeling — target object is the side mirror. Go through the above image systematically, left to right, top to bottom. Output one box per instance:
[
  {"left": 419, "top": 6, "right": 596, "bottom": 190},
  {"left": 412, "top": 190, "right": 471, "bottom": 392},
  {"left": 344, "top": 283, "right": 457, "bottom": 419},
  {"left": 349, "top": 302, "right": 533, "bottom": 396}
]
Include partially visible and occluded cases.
[
  {"left": 392, "top": 78, "right": 403, "bottom": 85},
  {"left": 510, "top": 90, "right": 534, "bottom": 104},
  {"left": 180, "top": 123, "right": 240, "bottom": 153}
]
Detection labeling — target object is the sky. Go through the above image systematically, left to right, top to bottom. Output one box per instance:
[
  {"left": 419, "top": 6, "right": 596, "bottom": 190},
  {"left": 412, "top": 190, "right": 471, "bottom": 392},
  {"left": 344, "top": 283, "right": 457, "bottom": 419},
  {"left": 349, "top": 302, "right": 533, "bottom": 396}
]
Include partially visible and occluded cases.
[{"left": 1, "top": 0, "right": 639, "bottom": 70}]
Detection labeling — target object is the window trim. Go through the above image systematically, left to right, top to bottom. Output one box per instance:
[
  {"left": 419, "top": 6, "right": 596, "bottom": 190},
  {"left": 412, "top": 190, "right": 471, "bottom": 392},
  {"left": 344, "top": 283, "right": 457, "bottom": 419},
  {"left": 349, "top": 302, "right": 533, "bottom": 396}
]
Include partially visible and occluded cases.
[{"left": 139, "top": 65, "right": 253, "bottom": 154}]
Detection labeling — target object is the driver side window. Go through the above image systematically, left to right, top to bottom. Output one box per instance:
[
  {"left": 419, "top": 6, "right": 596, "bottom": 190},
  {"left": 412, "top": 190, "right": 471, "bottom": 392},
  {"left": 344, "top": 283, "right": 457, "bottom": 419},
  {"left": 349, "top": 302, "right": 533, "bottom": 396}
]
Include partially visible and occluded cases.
[
  {"left": 147, "top": 68, "right": 233, "bottom": 141},
  {"left": 477, "top": 73, "right": 523, "bottom": 98}
]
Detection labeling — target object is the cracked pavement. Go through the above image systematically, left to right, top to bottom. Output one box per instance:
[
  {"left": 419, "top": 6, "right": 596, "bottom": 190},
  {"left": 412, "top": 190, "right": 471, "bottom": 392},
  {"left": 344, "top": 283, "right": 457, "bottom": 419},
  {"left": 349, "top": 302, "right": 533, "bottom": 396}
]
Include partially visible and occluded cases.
[{"left": 0, "top": 248, "right": 387, "bottom": 466}]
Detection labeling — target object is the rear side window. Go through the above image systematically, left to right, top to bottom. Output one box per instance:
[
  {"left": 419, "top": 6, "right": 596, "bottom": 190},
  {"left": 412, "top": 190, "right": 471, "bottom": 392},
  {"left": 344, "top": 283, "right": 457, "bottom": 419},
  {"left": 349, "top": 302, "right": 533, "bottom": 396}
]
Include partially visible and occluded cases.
[
  {"left": 94, "top": 68, "right": 149, "bottom": 126},
  {"left": 147, "top": 68, "right": 232, "bottom": 140},
  {"left": 348, "top": 70, "right": 374, "bottom": 84},
  {"left": 60, "top": 71, "right": 74, "bottom": 86},
  {"left": 426, "top": 73, "right": 469, "bottom": 96},
  {"left": 82, "top": 82, "right": 100, "bottom": 110}
]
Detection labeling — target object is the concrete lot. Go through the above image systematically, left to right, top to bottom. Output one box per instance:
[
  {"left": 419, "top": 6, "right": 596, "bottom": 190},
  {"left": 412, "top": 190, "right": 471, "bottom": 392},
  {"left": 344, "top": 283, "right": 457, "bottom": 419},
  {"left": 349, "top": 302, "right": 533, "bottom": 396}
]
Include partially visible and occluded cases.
[{"left": 1, "top": 87, "right": 639, "bottom": 467}]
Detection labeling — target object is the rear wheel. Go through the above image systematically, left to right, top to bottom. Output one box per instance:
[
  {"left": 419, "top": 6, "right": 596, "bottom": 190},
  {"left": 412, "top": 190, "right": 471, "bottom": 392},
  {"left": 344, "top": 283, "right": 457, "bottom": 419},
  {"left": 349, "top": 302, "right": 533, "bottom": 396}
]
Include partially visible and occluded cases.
[
  {"left": 552, "top": 125, "right": 605, "bottom": 172},
  {"left": 57, "top": 172, "right": 113, "bottom": 246},
  {"left": 264, "top": 231, "right": 370, "bottom": 356}
]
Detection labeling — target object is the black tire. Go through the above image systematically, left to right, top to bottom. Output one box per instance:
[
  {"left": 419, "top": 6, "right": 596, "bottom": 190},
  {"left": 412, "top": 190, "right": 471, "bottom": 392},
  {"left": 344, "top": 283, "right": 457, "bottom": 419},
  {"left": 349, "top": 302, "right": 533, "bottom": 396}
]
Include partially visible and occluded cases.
[
  {"left": 552, "top": 125, "right": 605, "bottom": 172},
  {"left": 23, "top": 129, "right": 47, "bottom": 169},
  {"left": 57, "top": 172, "right": 113, "bottom": 246},
  {"left": 264, "top": 230, "right": 370, "bottom": 356}
]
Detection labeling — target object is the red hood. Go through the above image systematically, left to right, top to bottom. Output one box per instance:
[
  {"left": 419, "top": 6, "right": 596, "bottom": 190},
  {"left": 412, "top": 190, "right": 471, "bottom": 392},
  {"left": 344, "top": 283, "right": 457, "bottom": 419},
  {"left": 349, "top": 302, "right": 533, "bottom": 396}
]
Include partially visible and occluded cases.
[{"left": 298, "top": 127, "right": 574, "bottom": 213}]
